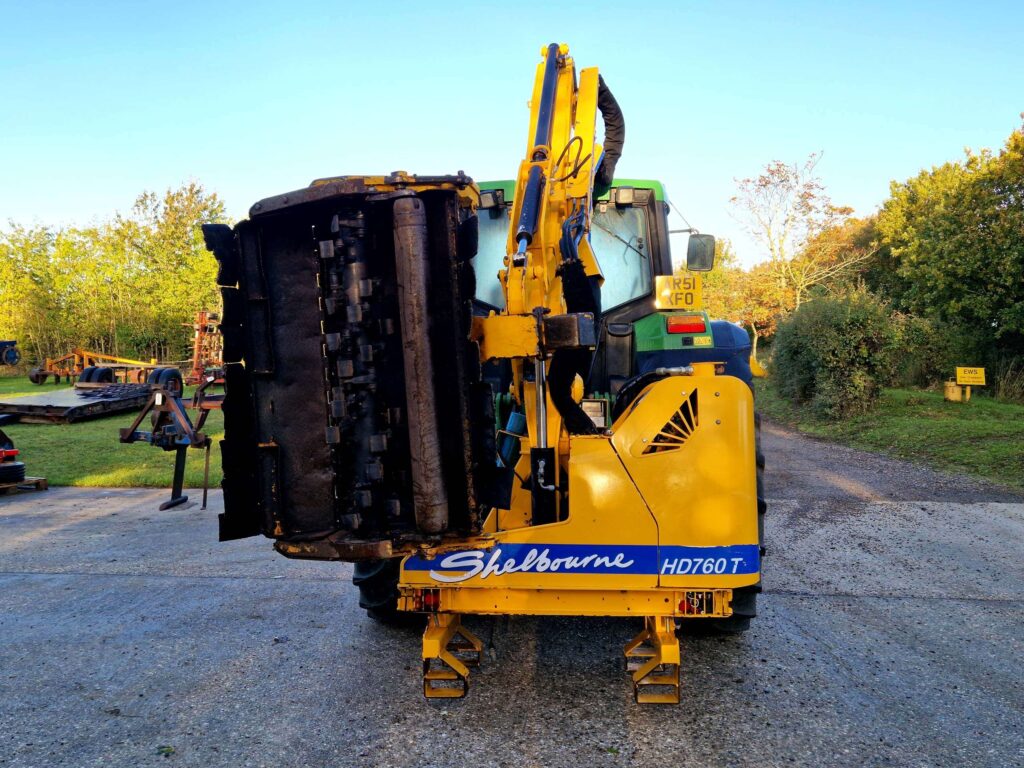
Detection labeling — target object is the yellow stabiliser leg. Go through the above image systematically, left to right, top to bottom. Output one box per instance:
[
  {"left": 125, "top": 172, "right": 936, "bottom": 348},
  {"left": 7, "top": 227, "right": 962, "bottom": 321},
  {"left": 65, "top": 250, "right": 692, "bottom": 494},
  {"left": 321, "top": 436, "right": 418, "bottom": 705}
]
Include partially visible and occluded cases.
[
  {"left": 422, "top": 613, "right": 483, "bottom": 699},
  {"left": 624, "top": 616, "right": 681, "bottom": 704}
]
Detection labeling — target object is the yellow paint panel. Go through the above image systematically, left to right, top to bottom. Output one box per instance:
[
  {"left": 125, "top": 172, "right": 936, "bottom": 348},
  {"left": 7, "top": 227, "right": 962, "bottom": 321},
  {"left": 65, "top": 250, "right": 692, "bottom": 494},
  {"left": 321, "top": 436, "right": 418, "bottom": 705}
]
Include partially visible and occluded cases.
[
  {"left": 471, "top": 314, "right": 539, "bottom": 360},
  {"left": 611, "top": 374, "right": 760, "bottom": 589}
]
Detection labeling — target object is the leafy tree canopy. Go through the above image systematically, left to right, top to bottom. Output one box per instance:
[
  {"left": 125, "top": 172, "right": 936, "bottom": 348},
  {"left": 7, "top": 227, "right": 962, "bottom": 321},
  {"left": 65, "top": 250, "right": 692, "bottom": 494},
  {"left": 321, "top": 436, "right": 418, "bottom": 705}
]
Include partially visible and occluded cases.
[{"left": 0, "top": 182, "right": 227, "bottom": 364}]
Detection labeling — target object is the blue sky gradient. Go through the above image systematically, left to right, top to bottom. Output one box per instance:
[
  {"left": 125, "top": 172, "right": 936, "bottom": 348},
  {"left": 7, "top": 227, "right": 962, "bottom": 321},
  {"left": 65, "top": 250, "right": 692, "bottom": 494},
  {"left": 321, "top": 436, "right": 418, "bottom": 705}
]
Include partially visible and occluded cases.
[{"left": 2, "top": 0, "right": 1021, "bottom": 264}]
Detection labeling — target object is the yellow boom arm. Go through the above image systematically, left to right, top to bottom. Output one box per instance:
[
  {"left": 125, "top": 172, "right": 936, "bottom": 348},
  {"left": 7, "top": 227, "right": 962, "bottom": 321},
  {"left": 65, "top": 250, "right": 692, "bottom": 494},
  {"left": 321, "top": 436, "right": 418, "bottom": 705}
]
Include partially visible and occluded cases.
[{"left": 475, "top": 42, "right": 609, "bottom": 524}]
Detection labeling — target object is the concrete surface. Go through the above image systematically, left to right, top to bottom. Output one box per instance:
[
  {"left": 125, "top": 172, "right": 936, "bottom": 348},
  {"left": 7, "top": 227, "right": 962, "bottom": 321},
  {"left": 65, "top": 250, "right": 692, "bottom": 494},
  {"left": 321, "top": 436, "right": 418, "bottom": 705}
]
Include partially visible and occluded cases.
[{"left": 1, "top": 424, "right": 1022, "bottom": 767}]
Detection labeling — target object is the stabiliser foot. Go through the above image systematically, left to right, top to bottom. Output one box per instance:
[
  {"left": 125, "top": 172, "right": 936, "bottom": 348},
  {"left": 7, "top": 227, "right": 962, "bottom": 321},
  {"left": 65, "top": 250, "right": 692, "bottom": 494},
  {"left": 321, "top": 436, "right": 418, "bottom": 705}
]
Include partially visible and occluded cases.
[
  {"left": 422, "top": 613, "right": 483, "bottom": 699},
  {"left": 624, "top": 616, "right": 680, "bottom": 704}
]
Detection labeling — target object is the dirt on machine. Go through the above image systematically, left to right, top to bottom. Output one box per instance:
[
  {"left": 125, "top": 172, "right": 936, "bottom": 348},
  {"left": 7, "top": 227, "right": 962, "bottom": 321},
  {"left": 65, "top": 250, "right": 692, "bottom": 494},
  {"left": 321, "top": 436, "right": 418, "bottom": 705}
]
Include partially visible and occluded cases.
[{"left": 201, "top": 43, "right": 764, "bottom": 704}]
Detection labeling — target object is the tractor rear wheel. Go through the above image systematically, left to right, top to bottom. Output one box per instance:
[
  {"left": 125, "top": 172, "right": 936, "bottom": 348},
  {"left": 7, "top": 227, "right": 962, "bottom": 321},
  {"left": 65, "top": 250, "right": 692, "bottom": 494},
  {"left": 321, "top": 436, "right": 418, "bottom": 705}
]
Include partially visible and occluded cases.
[
  {"left": 79, "top": 366, "right": 96, "bottom": 383},
  {"left": 28, "top": 368, "right": 47, "bottom": 385},
  {"left": 156, "top": 368, "right": 183, "bottom": 397},
  {"left": 352, "top": 558, "right": 415, "bottom": 624}
]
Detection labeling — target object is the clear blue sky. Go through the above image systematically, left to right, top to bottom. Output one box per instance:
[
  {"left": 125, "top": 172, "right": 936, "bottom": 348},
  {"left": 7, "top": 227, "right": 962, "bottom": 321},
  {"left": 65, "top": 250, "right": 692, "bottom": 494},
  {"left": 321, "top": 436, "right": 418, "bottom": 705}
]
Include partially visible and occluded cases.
[{"left": 2, "top": 0, "right": 1022, "bottom": 265}]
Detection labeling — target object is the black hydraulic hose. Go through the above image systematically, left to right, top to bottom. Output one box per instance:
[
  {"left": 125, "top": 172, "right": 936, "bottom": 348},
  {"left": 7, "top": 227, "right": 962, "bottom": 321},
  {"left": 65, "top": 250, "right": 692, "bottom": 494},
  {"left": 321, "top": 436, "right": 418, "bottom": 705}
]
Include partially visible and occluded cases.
[
  {"left": 532, "top": 43, "right": 562, "bottom": 159},
  {"left": 595, "top": 75, "right": 625, "bottom": 188},
  {"left": 550, "top": 230, "right": 603, "bottom": 436},
  {"left": 549, "top": 348, "right": 599, "bottom": 435},
  {"left": 610, "top": 371, "right": 667, "bottom": 422}
]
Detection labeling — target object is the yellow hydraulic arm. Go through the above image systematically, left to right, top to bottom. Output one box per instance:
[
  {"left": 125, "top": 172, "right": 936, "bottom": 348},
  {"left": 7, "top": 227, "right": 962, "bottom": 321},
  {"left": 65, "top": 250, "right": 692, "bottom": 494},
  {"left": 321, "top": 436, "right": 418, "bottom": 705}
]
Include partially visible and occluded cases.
[{"left": 476, "top": 42, "right": 618, "bottom": 524}]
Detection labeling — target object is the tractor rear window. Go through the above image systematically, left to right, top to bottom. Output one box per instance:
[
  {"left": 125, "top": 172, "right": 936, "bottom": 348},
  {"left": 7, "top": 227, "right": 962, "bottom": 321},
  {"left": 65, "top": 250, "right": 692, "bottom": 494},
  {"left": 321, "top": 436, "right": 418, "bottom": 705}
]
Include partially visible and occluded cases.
[
  {"left": 473, "top": 202, "right": 652, "bottom": 311},
  {"left": 590, "top": 205, "right": 651, "bottom": 310},
  {"left": 475, "top": 207, "right": 511, "bottom": 309}
]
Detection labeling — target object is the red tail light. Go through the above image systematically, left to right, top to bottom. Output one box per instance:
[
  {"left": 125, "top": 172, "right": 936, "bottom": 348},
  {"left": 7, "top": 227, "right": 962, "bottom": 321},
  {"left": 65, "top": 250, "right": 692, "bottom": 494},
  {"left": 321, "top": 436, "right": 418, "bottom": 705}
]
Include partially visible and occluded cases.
[
  {"left": 666, "top": 315, "right": 706, "bottom": 334},
  {"left": 0, "top": 449, "right": 18, "bottom": 459},
  {"left": 423, "top": 590, "right": 441, "bottom": 611}
]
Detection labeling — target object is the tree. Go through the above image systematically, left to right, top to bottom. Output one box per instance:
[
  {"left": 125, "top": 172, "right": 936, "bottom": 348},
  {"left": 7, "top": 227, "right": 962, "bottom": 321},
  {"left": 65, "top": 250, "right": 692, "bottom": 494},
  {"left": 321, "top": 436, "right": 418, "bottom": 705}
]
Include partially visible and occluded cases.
[
  {"left": 876, "top": 124, "right": 1024, "bottom": 354},
  {"left": 731, "top": 154, "right": 867, "bottom": 307},
  {"left": 0, "top": 182, "right": 228, "bottom": 364},
  {"left": 108, "top": 182, "right": 227, "bottom": 358},
  {"left": 786, "top": 216, "right": 877, "bottom": 301},
  {"left": 0, "top": 225, "right": 63, "bottom": 362},
  {"left": 698, "top": 238, "right": 740, "bottom": 316},
  {"left": 698, "top": 240, "right": 793, "bottom": 358},
  {"left": 732, "top": 263, "right": 793, "bottom": 358},
  {"left": 772, "top": 290, "right": 898, "bottom": 418}
]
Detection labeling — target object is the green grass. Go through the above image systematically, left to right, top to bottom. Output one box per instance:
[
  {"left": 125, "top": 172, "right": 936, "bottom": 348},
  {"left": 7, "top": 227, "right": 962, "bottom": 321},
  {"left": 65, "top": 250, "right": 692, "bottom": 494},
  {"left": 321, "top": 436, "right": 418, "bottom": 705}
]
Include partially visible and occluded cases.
[
  {"left": 0, "top": 374, "right": 72, "bottom": 399},
  {"left": 1, "top": 374, "right": 223, "bottom": 487},
  {"left": 755, "top": 379, "right": 1024, "bottom": 491}
]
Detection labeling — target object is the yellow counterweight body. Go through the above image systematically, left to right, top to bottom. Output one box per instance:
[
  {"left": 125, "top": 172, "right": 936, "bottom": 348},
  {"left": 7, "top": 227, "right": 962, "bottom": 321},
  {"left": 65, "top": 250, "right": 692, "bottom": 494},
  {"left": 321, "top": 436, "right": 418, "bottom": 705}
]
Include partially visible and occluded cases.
[{"left": 399, "top": 369, "right": 760, "bottom": 615}]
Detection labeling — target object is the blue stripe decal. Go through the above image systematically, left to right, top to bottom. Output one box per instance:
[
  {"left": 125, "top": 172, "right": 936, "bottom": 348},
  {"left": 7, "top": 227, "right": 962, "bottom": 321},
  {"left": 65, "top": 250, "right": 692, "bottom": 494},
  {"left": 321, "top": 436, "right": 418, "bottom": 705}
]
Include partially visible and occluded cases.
[{"left": 404, "top": 543, "right": 759, "bottom": 583}]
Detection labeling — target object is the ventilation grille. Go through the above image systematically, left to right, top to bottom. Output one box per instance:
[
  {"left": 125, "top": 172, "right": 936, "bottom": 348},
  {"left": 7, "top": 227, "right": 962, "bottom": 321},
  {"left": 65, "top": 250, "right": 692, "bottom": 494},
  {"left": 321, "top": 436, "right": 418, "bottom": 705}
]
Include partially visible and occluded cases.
[{"left": 643, "top": 390, "right": 698, "bottom": 454}]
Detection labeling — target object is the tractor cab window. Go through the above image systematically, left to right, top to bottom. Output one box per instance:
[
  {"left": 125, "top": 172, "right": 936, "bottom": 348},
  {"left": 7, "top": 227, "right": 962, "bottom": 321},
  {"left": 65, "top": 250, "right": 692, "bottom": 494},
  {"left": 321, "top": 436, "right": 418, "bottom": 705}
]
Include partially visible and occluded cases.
[
  {"left": 473, "top": 194, "right": 653, "bottom": 312},
  {"left": 590, "top": 203, "right": 651, "bottom": 310},
  {"left": 474, "top": 206, "right": 512, "bottom": 309}
]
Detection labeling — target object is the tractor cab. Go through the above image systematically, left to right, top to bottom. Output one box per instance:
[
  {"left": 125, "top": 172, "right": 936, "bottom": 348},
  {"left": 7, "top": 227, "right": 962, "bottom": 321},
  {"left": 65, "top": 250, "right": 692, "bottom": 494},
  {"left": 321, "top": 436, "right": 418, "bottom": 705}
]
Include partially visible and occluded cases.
[{"left": 474, "top": 179, "right": 752, "bottom": 404}]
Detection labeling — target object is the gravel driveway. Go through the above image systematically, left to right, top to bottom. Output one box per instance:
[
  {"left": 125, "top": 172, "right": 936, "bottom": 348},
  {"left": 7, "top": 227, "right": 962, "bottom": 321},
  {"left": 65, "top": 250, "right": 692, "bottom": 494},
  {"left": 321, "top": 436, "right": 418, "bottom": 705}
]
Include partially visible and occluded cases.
[{"left": 1, "top": 422, "right": 1021, "bottom": 767}]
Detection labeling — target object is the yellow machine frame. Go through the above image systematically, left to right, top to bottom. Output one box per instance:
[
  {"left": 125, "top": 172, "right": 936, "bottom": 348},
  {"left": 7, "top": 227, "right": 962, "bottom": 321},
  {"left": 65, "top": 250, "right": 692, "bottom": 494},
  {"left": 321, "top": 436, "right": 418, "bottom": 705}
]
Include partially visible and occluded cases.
[
  {"left": 398, "top": 44, "right": 760, "bottom": 704},
  {"left": 33, "top": 348, "right": 161, "bottom": 384}
]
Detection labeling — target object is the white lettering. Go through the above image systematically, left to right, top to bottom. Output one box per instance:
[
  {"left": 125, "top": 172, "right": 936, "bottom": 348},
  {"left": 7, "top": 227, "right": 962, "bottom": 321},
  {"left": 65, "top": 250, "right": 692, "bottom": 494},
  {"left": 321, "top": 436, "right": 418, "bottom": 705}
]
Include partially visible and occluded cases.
[
  {"left": 429, "top": 546, "right": 636, "bottom": 583},
  {"left": 518, "top": 548, "right": 539, "bottom": 572},
  {"left": 535, "top": 548, "right": 552, "bottom": 572},
  {"left": 480, "top": 549, "right": 505, "bottom": 578},
  {"left": 430, "top": 550, "right": 486, "bottom": 583},
  {"left": 661, "top": 558, "right": 679, "bottom": 575}
]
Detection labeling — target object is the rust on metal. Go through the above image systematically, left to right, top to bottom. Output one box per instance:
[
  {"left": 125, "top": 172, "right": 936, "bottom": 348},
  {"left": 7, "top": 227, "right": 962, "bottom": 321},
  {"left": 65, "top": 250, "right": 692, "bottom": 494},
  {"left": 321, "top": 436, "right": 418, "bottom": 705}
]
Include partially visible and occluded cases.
[{"left": 274, "top": 536, "right": 394, "bottom": 561}]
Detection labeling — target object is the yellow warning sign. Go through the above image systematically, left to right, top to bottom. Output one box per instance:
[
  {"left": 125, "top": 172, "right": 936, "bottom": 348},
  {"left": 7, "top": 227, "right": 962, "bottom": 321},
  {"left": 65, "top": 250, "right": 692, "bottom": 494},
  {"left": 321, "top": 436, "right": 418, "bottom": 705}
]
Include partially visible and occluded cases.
[{"left": 955, "top": 367, "right": 986, "bottom": 386}]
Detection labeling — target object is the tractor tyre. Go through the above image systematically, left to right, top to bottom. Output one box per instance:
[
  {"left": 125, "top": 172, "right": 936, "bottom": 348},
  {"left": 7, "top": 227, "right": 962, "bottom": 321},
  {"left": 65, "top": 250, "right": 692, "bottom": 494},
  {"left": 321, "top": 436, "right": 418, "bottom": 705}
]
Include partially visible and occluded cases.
[
  {"left": 2, "top": 346, "right": 21, "bottom": 366},
  {"left": 79, "top": 366, "right": 96, "bottom": 383},
  {"left": 94, "top": 367, "right": 114, "bottom": 384},
  {"left": 28, "top": 368, "right": 47, "bottom": 385},
  {"left": 156, "top": 368, "right": 183, "bottom": 397},
  {"left": 146, "top": 369, "right": 165, "bottom": 425},
  {"left": 0, "top": 461, "right": 27, "bottom": 484},
  {"left": 352, "top": 558, "right": 417, "bottom": 624}
]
